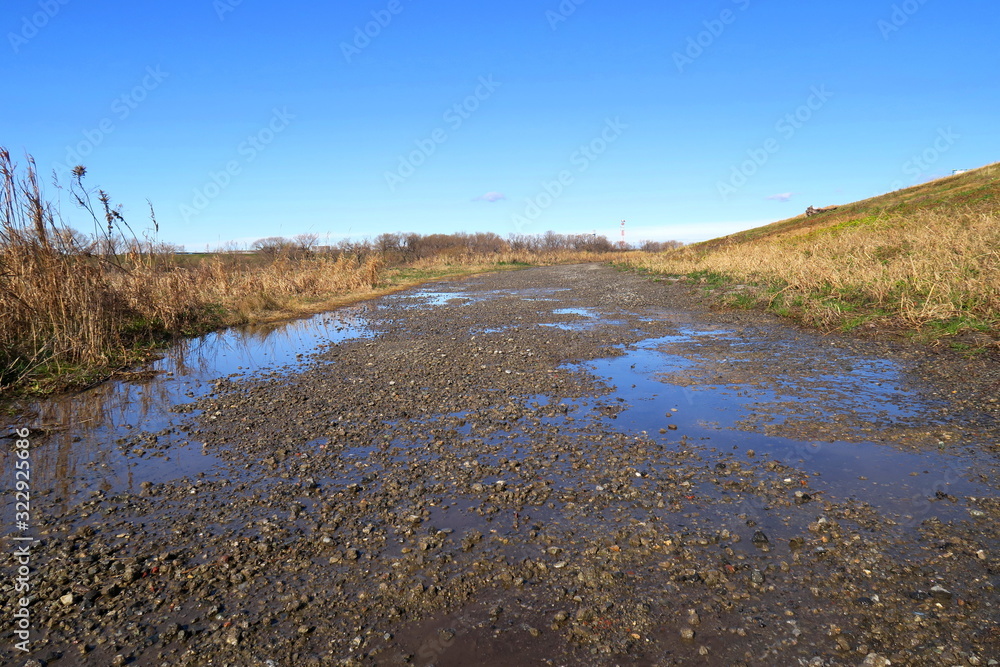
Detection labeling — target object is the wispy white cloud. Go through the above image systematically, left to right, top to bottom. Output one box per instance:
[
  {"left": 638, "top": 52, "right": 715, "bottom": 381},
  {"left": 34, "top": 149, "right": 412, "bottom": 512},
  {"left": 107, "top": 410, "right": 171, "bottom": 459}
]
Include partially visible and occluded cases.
[
  {"left": 473, "top": 191, "right": 506, "bottom": 203},
  {"left": 766, "top": 192, "right": 794, "bottom": 202}
]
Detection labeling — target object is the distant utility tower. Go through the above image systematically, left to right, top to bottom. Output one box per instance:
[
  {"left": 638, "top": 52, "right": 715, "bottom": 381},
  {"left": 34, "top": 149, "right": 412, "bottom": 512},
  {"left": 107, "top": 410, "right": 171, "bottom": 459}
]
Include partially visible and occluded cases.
[{"left": 620, "top": 220, "right": 626, "bottom": 249}]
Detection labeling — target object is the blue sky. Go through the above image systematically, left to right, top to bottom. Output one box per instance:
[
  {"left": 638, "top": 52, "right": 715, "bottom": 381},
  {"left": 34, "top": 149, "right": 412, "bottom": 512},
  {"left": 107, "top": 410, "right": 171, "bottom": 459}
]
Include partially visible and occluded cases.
[{"left": 3, "top": 0, "right": 998, "bottom": 249}]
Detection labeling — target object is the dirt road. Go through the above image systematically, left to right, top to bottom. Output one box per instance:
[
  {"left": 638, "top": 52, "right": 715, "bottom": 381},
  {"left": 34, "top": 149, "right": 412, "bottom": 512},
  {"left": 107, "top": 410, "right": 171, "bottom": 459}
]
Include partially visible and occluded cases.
[{"left": 4, "top": 264, "right": 999, "bottom": 666}]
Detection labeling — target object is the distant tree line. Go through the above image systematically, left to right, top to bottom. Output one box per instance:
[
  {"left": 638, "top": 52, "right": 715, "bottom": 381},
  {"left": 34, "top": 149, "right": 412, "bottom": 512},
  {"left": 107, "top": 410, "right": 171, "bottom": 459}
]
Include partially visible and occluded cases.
[
  {"left": 241, "top": 231, "right": 683, "bottom": 260},
  {"left": 506, "top": 231, "right": 616, "bottom": 253},
  {"left": 638, "top": 239, "right": 685, "bottom": 252}
]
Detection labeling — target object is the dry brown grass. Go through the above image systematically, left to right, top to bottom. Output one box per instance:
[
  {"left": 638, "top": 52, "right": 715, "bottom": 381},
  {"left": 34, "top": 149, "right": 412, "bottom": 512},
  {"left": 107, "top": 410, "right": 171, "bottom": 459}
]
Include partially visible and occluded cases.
[
  {"left": 1, "top": 149, "right": 623, "bottom": 394},
  {"left": 0, "top": 152, "right": 386, "bottom": 392},
  {"left": 620, "top": 207, "right": 1000, "bottom": 339},
  {"left": 181, "top": 253, "right": 385, "bottom": 319}
]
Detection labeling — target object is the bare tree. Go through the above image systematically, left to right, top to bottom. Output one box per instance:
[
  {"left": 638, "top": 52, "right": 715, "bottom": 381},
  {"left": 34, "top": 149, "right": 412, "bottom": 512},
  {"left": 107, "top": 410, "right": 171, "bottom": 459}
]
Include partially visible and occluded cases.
[
  {"left": 375, "top": 232, "right": 402, "bottom": 254},
  {"left": 293, "top": 233, "right": 320, "bottom": 255},
  {"left": 252, "top": 236, "right": 291, "bottom": 256}
]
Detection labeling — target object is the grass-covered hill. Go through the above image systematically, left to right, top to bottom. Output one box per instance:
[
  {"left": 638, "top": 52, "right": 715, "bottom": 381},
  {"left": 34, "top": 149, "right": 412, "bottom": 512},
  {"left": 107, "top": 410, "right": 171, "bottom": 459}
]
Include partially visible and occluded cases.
[
  {"left": 703, "top": 162, "right": 1000, "bottom": 250},
  {"left": 621, "top": 163, "right": 1000, "bottom": 348}
]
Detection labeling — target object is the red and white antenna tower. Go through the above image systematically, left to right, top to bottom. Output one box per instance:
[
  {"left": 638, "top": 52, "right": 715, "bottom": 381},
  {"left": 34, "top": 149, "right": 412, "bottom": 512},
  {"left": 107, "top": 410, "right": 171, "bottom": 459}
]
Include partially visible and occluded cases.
[{"left": 620, "top": 219, "right": 626, "bottom": 249}]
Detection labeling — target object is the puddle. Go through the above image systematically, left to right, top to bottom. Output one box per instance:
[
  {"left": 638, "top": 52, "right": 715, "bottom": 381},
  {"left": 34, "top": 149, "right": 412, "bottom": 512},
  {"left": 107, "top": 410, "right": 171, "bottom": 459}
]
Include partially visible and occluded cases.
[
  {"left": 391, "top": 286, "right": 573, "bottom": 310},
  {"left": 393, "top": 291, "right": 479, "bottom": 307},
  {"left": 540, "top": 307, "right": 621, "bottom": 332},
  {"left": 552, "top": 307, "right": 597, "bottom": 318},
  {"left": 1, "top": 308, "right": 372, "bottom": 516},
  {"left": 538, "top": 322, "right": 597, "bottom": 331},
  {"left": 470, "top": 326, "right": 512, "bottom": 336},
  {"left": 571, "top": 331, "right": 996, "bottom": 525}
]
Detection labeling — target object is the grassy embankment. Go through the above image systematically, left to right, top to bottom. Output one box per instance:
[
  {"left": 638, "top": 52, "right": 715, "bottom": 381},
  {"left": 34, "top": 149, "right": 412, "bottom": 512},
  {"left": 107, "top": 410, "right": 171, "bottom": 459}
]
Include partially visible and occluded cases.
[
  {"left": 0, "top": 151, "right": 610, "bottom": 397},
  {"left": 619, "top": 163, "right": 1000, "bottom": 349}
]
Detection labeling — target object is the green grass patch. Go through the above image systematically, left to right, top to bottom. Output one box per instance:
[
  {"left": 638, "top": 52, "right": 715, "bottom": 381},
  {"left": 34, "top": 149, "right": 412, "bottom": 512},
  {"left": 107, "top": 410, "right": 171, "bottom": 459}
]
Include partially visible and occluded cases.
[
  {"left": 687, "top": 270, "right": 733, "bottom": 288},
  {"left": 729, "top": 293, "right": 758, "bottom": 309},
  {"left": 821, "top": 297, "right": 859, "bottom": 313},
  {"left": 840, "top": 315, "right": 867, "bottom": 332},
  {"left": 924, "top": 316, "right": 994, "bottom": 337}
]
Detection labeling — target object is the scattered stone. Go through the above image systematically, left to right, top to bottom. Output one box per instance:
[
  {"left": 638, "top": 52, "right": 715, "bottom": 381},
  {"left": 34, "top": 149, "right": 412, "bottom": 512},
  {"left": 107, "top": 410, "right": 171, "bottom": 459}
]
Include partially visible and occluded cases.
[{"left": 930, "top": 585, "right": 953, "bottom": 601}]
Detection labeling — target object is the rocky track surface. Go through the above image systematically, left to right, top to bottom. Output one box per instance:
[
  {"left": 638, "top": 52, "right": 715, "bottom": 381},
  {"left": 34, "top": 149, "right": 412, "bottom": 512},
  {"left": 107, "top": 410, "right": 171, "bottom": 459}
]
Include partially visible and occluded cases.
[{"left": 4, "top": 264, "right": 999, "bottom": 666}]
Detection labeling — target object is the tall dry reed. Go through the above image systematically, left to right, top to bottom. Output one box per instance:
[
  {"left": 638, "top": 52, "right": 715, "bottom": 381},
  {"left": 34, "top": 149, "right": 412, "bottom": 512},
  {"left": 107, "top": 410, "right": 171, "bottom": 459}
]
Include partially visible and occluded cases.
[
  {"left": 2, "top": 147, "right": 631, "bottom": 392},
  {"left": 1, "top": 150, "right": 153, "bottom": 384},
  {"left": 0, "top": 151, "right": 385, "bottom": 390}
]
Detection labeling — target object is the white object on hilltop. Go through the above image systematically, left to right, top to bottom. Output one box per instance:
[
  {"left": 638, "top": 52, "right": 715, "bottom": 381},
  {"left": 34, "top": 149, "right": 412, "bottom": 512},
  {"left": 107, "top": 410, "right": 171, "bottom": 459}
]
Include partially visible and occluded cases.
[{"left": 952, "top": 169, "right": 968, "bottom": 175}]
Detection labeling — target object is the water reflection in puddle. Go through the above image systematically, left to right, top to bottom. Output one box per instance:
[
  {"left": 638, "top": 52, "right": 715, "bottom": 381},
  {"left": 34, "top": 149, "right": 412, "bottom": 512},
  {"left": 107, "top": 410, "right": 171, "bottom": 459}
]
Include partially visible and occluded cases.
[
  {"left": 390, "top": 286, "right": 571, "bottom": 310},
  {"left": 393, "top": 291, "right": 478, "bottom": 307},
  {"left": 541, "top": 307, "right": 619, "bottom": 331},
  {"left": 552, "top": 307, "right": 597, "bottom": 318},
  {"left": 2, "top": 308, "right": 372, "bottom": 514},
  {"left": 571, "top": 331, "right": 995, "bottom": 523}
]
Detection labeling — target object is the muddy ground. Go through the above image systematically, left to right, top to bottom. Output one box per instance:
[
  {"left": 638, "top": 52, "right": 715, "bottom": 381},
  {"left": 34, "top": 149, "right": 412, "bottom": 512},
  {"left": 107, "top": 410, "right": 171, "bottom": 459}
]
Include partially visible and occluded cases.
[{"left": 3, "top": 263, "right": 999, "bottom": 666}]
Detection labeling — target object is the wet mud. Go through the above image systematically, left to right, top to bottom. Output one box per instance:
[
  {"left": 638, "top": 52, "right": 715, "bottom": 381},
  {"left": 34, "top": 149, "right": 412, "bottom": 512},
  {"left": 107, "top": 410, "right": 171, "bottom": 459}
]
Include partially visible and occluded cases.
[{"left": 2, "top": 264, "right": 998, "bottom": 666}]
